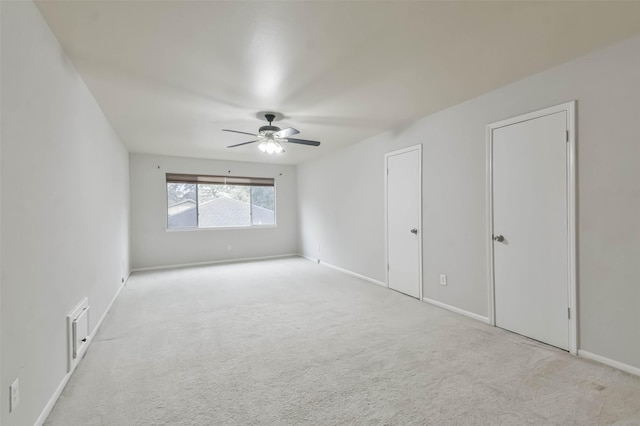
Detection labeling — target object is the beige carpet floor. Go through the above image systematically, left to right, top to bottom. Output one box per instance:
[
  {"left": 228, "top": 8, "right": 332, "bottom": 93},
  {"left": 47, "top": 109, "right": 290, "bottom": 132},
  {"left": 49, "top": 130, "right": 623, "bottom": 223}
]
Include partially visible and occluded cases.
[{"left": 45, "top": 257, "right": 640, "bottom": 425}]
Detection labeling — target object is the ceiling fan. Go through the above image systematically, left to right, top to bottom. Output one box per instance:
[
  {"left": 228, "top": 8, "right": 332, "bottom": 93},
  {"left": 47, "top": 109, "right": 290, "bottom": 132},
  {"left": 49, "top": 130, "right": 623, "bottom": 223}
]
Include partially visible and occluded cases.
[{"left": 223, "top": 113, "right": 321, "bottom": 155}]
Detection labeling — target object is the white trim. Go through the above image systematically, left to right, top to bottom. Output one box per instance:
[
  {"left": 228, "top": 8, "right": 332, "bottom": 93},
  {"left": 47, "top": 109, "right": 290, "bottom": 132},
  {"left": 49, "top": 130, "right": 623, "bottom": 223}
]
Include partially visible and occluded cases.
[
  {"left": 486, "top": 101, "right": 577, "bottom": 354},
  {"left": 565, "top": 103, "right": 578, "bottom": 355},
  {"left": 486, "top": 124, "right": 495, "bottom": 326},
  {"left": 384, "top": 144, "right": 423, "bottom": 299},
  {"left": 385, "top": 144, "right": 423, "bottom": 157},
  {"left": 383, "top": 149, "right": 388, "bottom": 290},
  {"left": 383, "top": 150, "right": 389, "bottom": 289},
  {"left": 165, "top": 224, "right": 278, "bottom": 232},
  {"left": 130, "top": 253, "right": 298, "bottom": 272},
  {"left": 304, "top": 256, "right": 386, "bottom": 288},
  {"left": 320, "top": 260, "right": 387, "bottom": 288},
  {"left": 35, "top": 277, "right": 129, "bottom": 426},
  {"left": 422, "top": 297, "right": 491, "bottom": 324},
  {"left": 578, "top": 350, "right": 640, "bottom": 377},
  {"left": 35, "top": 370, "right": 71, "bottom": 426}
]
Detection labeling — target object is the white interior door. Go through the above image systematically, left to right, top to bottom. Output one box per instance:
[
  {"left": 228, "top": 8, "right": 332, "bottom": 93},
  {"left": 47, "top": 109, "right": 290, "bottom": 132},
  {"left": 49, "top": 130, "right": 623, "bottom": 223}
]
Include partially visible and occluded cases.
[
  {"left": 492, "top": 110, "right": 570, "bottom": 350},
  {"left": 386, "top": 146, "right": 422, "bottom": 299}
]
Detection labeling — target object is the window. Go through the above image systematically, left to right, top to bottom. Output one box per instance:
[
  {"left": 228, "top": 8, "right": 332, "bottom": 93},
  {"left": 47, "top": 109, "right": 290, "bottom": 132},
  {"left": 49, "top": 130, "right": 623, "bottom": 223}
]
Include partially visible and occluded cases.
[{"left": 166, "top": 173, "right": 275, "bottom": 229}]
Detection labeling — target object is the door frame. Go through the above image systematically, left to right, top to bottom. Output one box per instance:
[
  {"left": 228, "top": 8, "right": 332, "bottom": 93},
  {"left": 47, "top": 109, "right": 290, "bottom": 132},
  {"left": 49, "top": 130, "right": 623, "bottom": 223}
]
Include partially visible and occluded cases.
[
  {"left": 486, "top": 101, "right": 577, "bottom": 354},
  {"left": 384, "top": 144, "right": 423, "bottom": 299}
]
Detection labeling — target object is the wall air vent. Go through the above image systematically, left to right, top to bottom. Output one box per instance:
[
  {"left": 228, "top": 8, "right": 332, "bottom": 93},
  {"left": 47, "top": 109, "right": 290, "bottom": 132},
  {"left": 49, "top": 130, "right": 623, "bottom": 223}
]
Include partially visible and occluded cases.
[{"left": 67, "top": 298, "right": 90, "bottom": 373}]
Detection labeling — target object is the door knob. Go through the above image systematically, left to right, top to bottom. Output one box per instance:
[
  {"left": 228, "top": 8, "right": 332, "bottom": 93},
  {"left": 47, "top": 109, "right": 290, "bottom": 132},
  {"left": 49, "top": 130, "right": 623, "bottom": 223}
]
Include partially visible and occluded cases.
[
  {"left": 410, "top": 228, "right": 418, "bottom": 234},
  {"left": 493, "top": 234, "right": 504, "bottom": 242}
]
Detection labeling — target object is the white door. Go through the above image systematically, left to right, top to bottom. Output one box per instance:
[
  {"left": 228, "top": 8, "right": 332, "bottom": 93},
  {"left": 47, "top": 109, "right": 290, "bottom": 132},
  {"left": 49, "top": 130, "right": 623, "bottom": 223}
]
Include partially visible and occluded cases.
[
  {"left": 491, "top": 109, "right": 570, "bottom": 350},
  {"left": 386, "top": 146, "right": 422, "bottom": 299}
]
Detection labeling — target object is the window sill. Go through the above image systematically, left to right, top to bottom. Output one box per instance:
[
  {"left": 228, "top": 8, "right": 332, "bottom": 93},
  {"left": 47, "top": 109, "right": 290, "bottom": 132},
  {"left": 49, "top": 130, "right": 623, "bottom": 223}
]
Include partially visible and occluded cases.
[{"left": 165, "top": 225, "right": 278, "bottom": 232}]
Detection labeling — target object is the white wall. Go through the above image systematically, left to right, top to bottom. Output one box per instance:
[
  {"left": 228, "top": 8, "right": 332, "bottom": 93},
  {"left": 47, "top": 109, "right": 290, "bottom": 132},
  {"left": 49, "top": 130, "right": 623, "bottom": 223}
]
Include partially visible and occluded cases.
[
  {"left": 1, "top": 2, "right": 130, "bottom": 425},
  {"left": 298, "top": 35, "right": 640, "bottom": 370},
  {"left": 130, "top": 153, "right": 298, "bottom": 270}
]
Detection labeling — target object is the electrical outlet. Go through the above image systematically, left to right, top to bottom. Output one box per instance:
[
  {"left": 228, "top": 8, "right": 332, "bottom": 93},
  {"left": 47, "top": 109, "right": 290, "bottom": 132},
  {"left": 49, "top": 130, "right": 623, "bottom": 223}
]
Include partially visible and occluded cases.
[
  {"left": 226, "top": 244, "right": 232, "bottom": 251},
  {"left": 440, "top": 274, "right": 447, "bottom": 286},
  {"left": 10, "top": 378, "right": 19, "bottom": 412}
]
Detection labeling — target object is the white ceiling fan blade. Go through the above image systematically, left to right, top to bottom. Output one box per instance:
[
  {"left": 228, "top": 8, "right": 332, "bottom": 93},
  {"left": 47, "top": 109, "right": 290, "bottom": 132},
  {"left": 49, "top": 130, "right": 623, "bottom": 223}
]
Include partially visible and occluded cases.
[{"left": 273, "top": 127, "right": 299, "bottom": 138}]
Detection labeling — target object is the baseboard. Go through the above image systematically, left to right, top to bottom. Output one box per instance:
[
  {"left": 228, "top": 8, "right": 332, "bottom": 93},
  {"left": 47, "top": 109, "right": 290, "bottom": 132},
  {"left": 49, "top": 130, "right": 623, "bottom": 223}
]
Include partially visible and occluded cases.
[
  {"left": 131, "top": 253, "right": 298, "bottom": 272},
  {"left": 302, "top": 256, "right": 387, "bottom": 288},
  {"left": 303, "top": 257, "right": 488, "bottom": 324},
  {"left": 34, "top": 277, "right": 128, "bottom": 426},
  {"left": 422, "top": 296, "right": 490, "bottom": 324},
  {"left": 578, "top": 350, "right": 640, "bottom": 377}
]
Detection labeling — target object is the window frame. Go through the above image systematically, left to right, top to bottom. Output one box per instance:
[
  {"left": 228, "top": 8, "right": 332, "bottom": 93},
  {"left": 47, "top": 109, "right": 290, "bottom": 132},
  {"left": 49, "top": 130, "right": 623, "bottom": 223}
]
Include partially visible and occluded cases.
[{"left": 165, "top": 173, "right": 277, "bottom": 231}]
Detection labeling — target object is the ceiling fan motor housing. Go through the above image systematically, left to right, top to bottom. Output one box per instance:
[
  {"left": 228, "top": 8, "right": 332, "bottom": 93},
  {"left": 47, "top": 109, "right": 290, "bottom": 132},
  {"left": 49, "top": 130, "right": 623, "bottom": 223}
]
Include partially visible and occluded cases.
[
  {"left": 259, "top": 113, "right": 280, "bottom": 135},
  {"left": 259, "top": 125, "right": 281, "bottom": 135}
]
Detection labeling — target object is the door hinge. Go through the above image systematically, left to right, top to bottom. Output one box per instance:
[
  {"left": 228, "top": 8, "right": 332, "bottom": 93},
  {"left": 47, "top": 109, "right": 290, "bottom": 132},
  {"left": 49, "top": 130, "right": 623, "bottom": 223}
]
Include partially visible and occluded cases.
[
  {"left": 566, "top": 130, "right": 569, "bottom": 142},
  {"left": 386, "top": 168, "right": 389, "bottom": 175},
  {"left": 568, "top": 307, "right": 571, "bottom": 319}
]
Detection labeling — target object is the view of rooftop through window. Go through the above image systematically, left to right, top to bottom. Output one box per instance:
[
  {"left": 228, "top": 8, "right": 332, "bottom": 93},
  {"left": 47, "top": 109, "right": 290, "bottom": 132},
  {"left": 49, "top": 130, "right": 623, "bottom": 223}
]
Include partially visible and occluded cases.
[{"left": 166, "top": 175, "right": 275, "bottom": 229}]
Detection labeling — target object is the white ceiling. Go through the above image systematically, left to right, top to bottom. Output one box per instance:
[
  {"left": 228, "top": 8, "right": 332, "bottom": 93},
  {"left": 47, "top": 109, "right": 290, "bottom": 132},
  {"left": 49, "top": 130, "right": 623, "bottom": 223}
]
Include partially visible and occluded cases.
[{"left": 36, "top": 1, "right": 640, "bottom": 165}]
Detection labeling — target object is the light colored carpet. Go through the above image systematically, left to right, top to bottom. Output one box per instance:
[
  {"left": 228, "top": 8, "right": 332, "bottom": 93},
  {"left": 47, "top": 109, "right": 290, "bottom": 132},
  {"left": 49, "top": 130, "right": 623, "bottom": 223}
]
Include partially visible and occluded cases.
[{"left": 46, "top": 257, "right": 640, "bottom": 425}]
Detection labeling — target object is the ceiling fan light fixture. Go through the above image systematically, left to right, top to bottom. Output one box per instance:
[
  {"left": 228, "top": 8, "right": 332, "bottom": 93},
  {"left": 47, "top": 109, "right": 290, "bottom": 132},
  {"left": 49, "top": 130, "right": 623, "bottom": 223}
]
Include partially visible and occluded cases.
[
  {"left": 224, "top": 112, "right": 319, "bottom": 152},
  {"left": 258, "top": 138, "right": 284, "bottom": 155}
]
